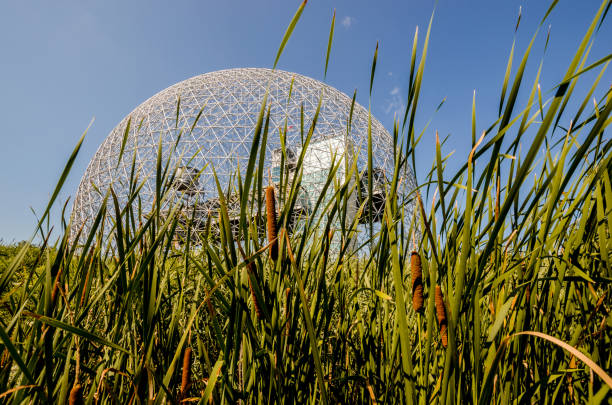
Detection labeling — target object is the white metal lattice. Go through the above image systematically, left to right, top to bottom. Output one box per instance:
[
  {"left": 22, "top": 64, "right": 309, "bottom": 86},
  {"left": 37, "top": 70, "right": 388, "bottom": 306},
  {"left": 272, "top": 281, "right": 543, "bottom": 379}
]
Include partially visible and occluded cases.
[{"left": 71, "top": 68, "right": 419, "bottom": 247}]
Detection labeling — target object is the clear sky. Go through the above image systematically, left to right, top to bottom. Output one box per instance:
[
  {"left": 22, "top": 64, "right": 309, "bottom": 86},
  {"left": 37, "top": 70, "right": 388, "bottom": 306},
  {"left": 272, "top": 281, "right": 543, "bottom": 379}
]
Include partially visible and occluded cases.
[{"left": 0, "top": 0, "right": 610, "bottom": 242}]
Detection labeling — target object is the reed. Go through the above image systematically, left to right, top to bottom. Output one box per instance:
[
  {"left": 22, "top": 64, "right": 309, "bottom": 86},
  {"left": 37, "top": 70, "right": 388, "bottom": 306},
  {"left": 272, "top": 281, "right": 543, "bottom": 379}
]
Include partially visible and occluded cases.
[{"left": 0, "top": 0, "right": 610, "bottom": 403}]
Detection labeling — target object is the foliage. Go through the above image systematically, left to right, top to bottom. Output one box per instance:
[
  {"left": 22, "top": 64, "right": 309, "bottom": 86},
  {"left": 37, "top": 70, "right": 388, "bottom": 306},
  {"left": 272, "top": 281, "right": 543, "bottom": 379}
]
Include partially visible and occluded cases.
[
  {"left": 0, "top": 0, "right": 611, "bottom": 403},
  {"left": 0, "top": 242, "right": 51, "bottom": 274}
]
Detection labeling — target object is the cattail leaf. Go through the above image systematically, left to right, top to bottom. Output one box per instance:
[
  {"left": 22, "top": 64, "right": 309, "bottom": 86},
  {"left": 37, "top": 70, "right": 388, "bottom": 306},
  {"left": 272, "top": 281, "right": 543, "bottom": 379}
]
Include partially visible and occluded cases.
[
  {"left": 273, "top": 0, "right": 307, "bottom": 69},
  {"left": 478, "top": 0, "right": 612, "bottom": 281},
  {"left": 540, "top": 0, "right": 559, "bottom": 23},
  {"left": 324, "top": 10, "right": 335, "bottom": 80},
  {"left": 404, "top": 10, "right": 433, "bottom": 169},
  {"left": 402, "top": 25, "right": 419, "bottom": 135},
  {"left": 499, "top": 40, "right": 515, "bottom": 116},
  {"left": 369, "top": 41, "right": 378, "bottom": 96},
  {"left": 552, "top": 42, "right": 594, "bottom": 131},
  {"left": 555, "top": 52, "right": 612, "bottom": 91},
  {"left": 572, "top": 60, "right": 609, "bottom": 126},
  {"left": 515, "top": 61, "right": 542, "bottom": 145},
  {"left": 471, "top": 90, "right": 476, "bottom": 146},
  {"left": 241, "top": 93, "right": 268, "bottom": 221},
  {"left": 175, "top": 95, "right": 181, "bottom": 129},
  {"left": 190, "top": 102, "right": 208, "bottom": 134},
  {"left": 367, "top": 105, "right": 374, "bottom": 240},
  {"left": 115, "top": 117, "right": 131, "bottom": 169},
  {"left": 434, "top": 132, "right": 446, "bottom": 217},
  {"left": 595, "top": 182, "right": 610, "bottom": 269},
  {"left": 384, "top": 187, "right": 416, "bottom": 402},
  {"left": 284, "top": 232, "right": 330, "bottom": 405},
  {"left": 161, "top": 282, "right": 204, "bottom": 390},
  {"left": 374, "top": 290, "right": 393, "bottom": 301},
  {"left": 486, "top": 298, "right": 513, "bottom": 342},
  {"left": 24, "top": 312, "right": 129, "bottom": 354},
  {"left": 0, "top": 324, "right": 37, "bottom": 386},
  {"left": 479, "top": 335, "right": 511, "bottom": 403},
  {"left": 201, "top": 359, "right": 224, "bottom": 403}
]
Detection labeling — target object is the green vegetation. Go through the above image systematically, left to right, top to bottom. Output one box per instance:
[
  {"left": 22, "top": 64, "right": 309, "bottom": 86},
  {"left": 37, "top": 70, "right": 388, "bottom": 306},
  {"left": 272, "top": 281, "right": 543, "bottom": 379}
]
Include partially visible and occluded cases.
[{"left": 1, "top": 0, "right": 611, "bottom": 403}]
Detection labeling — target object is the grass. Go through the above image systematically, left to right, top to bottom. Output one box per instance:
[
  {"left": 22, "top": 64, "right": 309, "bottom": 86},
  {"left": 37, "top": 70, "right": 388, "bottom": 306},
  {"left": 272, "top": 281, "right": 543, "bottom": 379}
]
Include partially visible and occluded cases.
[{"left": 1, "top": 0, "right": 611, "bottom": 403}]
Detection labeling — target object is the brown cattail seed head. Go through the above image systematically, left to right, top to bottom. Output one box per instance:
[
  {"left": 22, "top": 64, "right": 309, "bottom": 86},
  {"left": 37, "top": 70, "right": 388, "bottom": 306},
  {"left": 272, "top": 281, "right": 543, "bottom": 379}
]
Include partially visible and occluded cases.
[
  {"left": 265, "top": 186, "right": 279, "bottom": 261},
  {"left": 411, "top": 252, "right": 424, "bottom": 312},
  {"left": 434, "top": 285, "right": 447, "bottom": 322},
  {"left": 435, "top": 285, "right": 448, "bottom": 348},
  {"left": 440, "top": 323, "right": 448, "bottom": 348},
  {"left": 180, "top": 347, "right": 192, "bottom": 397},
  {"left": 69, "top": 384, "right": 84, "bottom": 405}
]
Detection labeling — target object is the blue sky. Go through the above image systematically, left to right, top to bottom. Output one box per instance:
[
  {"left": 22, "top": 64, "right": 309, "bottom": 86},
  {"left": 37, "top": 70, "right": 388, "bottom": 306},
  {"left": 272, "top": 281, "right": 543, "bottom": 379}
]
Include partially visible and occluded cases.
[{"left": 0, "top": 0, "right": 610, "bottom": 241}]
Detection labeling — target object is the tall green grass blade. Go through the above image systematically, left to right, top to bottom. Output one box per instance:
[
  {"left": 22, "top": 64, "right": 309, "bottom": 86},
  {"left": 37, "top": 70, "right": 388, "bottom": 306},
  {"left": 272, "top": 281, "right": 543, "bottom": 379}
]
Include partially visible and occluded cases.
[
  {"left": 273, "top": 0, "right": 307, "bottom": 69},
  {"left": 477, "top": 0, "right": 611, "bottom": 280},
  {"left": 324, "top": 10, "right": 335, "bottom": 80},
  {"left": 499, "top": 40, "right": 515, "bottom": 116},
  {"left": 369, "top": 41, "right": 378, "bottom": 96},
  {"left": 116, "top": 117, "right": 131, "bottom": 169},
  {"left": 285, "top": 232, "right": 329, "bottom": 405},
  {"left": 24, "top": 312, "right": 129, "bottom": 354},
  {"left": 0, "top": 324, "right": 37, "bottom": 386},
  {"left": 201, "top": 359, "right": 223, "bottom": 403}
]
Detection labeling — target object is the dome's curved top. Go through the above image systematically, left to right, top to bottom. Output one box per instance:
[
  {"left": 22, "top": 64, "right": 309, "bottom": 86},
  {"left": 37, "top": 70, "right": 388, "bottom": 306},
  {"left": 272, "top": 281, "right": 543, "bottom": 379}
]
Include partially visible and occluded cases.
[{"left": 71, "top": 68, "right": 416, "bottom": 239}]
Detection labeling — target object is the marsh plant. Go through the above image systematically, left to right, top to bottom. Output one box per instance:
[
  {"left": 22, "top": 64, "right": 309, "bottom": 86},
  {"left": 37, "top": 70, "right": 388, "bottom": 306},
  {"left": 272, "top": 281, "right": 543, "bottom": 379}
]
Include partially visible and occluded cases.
[{"left": 1, "top": 0, "right": 611, "bottom": 403}]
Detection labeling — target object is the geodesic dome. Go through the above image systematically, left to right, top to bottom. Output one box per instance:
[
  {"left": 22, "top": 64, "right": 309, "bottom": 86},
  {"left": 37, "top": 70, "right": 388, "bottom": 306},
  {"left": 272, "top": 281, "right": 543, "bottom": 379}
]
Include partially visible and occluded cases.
[{"left": 71, "top": 68, "right": 418, "bottom": 246}]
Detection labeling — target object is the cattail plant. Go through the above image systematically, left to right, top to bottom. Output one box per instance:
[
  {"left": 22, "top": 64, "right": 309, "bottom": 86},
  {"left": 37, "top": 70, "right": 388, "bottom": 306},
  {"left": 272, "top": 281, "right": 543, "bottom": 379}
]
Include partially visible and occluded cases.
[
  {"left": 0, "top": 2, "right": 609, "bottom": 403},
  {"left": 265, "top": 185, "right": 279, "bottom": 261},
  {"left": 411, "top": 252, "right": 423, "bottom": 312},
  {"left": 435, "top": 285, "right": 448, "bottom": 348},
  {"left": 180, "top": 347, "right": 192, "bottom": 399},
  {"left": 69, "top": 384, "right": 83, "bottom": 405}
]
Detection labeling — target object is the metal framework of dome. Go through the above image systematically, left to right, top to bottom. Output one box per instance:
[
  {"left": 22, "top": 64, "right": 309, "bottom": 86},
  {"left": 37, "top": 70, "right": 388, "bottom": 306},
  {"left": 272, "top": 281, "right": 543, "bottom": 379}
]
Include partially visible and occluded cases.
[{"left": 71, "top": 68, "right": 418, "bottom": 247}]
